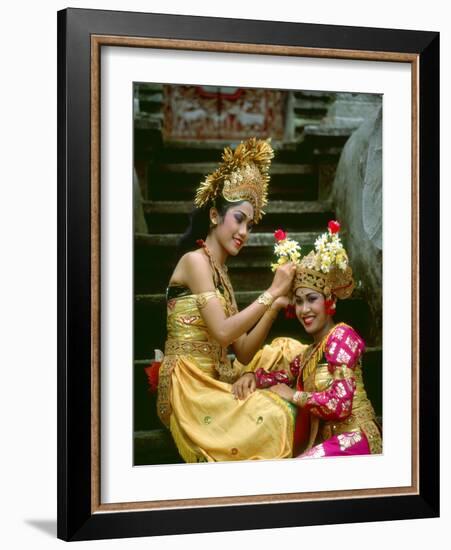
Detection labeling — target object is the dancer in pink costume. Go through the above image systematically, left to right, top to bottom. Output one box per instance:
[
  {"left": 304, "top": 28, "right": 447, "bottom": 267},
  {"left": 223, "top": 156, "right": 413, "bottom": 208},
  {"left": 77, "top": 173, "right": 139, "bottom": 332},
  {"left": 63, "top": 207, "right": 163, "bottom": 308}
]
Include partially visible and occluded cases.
[{"left": 235, "top": 221, "right": 382, "bottom": 458}]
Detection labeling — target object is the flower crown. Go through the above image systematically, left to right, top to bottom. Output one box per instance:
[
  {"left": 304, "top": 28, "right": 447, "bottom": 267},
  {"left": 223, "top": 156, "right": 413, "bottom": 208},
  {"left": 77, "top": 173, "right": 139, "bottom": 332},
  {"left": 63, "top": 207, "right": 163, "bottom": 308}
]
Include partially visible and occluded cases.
[
  {"left": 194, "top": 137, "right": 274, "bottom": 223},
  {"left": 293, "top": 221, "right": 355, "bottom": 300},
  {"left": 271, "top": 222, "right": 355, "bottom": 300},
  {"left": 271, "top": 229, "right": 302, "bottom": 271}
]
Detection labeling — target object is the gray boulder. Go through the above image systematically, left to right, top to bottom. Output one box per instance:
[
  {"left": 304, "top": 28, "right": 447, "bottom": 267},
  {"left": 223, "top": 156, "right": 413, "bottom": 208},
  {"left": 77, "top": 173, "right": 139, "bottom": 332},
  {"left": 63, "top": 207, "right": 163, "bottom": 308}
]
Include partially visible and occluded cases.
[{"left": 332, "top": 105, "right": 382, "bottom": 345}]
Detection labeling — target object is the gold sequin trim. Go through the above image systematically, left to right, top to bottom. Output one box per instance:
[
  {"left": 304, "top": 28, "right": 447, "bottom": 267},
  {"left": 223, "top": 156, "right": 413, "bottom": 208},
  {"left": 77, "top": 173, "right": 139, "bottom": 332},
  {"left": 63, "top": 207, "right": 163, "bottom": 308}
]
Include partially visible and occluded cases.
[
  {"left": 195, "top": 291, "right": 219, "bottom": 310},
  {"left": 164, "top": 338, "right": 221, "bottom": 359},
  {"left": 156, "top": 356, "right": 177, "bottom": 428},
  {"left": 215, "top": 359, "right": 240, "bottom": 383},
  {"left": 320, "top": 404, "right": 381, "bottom": 446},
  {"left": 360, "top": 420, "right": 383, "bottom": 454}
]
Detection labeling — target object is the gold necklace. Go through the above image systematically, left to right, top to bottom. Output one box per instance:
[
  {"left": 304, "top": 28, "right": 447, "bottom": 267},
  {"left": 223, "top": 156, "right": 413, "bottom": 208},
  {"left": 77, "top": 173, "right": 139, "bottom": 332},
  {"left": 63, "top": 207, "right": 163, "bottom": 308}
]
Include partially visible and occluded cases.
[
  {"left": 202, "top": 244, "right": 238, "bottom": 316},
  {"left": 301, "top": 322, "right": 347, "bottom": 383}
]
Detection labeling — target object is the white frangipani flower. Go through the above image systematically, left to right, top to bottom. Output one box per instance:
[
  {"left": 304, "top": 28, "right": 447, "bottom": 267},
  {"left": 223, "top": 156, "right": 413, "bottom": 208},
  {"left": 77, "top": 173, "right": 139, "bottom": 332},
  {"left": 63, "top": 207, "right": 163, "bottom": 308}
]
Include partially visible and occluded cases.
[{"left": 271, "top": 231, "right": 302, "bottom": 272}]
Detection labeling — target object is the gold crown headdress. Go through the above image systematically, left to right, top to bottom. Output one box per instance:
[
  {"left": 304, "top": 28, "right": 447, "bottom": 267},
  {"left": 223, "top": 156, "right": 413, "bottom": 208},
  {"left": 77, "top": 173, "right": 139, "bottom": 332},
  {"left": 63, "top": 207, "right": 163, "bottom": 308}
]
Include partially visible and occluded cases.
[
  {"left": 194, "top": 137, "right": 274, "bottom": 223},
  {"left": 293, "top": 221, "right": 355, "bottom": 300}
]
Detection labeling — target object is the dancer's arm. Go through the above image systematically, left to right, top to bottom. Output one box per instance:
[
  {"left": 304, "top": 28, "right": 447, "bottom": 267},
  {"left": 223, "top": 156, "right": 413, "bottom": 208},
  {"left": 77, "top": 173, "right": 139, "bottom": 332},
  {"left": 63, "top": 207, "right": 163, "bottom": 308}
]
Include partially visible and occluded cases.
[
  {"left": 180, "top": 252, "right": 295, "bottom": 348},
  {"left": 231, "top": 296, "right": 289, "bottom": 365}
]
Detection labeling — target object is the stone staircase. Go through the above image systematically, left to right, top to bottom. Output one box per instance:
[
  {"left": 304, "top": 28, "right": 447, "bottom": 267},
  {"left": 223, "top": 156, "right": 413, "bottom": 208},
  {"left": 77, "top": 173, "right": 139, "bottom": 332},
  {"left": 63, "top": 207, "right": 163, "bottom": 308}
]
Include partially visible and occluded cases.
[{"left": 133, "top": 87, "right": 382, "bottom": 465}]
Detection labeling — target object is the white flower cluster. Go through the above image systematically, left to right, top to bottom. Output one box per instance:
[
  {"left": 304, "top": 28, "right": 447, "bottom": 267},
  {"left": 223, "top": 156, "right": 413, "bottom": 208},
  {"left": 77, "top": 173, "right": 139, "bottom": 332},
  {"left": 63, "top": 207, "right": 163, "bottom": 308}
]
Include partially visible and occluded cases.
[
  {"left": 314, "top": 232, "right": 348, "bottom": 273},
  {"left": 271, "top": 237, "right": 302, "bottom": 272}
]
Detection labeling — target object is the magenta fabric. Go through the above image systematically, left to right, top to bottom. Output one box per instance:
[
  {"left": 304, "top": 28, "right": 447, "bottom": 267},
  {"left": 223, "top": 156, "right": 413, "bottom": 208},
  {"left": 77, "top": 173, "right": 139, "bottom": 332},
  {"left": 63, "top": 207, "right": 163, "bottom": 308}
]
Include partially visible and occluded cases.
[
  {"left": 325, "top": 325, "right": 365, "bottom": 370},
  {"left": 254, "top": 367, "right": 290, "bottom": 389},
  {"left": 304, "top": 377, "right": 356, "bottom": 421},
  {"left": 297, "top": 431, "right": 370, "bottom": 458}
]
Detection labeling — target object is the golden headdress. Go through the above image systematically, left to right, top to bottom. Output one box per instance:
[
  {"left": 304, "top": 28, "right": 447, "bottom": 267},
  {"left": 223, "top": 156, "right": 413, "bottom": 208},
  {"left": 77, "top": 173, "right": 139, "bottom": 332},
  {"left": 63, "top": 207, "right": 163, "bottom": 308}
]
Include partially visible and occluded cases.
[
  {"left": 194, "top": 137, "right": 274, "bottom": 223},
  {"left": 293, "top": 221, "right": 355, "bottom": 300}
]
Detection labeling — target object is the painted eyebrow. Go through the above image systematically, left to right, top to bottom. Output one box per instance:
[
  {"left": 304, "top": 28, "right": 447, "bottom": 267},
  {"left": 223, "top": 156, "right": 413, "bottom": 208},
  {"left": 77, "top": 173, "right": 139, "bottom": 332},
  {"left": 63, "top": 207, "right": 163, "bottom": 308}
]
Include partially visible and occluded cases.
[
  {"left": 235, "top": 210, "right": 253, "bottom": 220},
  {"left": 295, "top": 292, "right": 318, "bottom": 299}
]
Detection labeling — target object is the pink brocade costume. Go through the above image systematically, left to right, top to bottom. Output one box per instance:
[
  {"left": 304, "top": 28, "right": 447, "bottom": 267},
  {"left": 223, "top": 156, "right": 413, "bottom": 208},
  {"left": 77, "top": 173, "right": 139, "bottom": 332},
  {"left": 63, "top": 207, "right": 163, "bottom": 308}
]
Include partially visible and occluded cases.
[{"left": 255, "top": 324, "right": 382, "bottom": 458}]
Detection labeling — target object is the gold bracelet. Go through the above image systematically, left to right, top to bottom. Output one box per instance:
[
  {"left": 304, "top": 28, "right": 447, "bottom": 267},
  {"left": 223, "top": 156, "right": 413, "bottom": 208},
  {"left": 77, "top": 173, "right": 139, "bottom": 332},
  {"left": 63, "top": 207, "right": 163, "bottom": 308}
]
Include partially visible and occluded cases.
[
  {"left": 257, "top": 291, "right": 274, "bottom": 308},
  {"left": 292, "top": 391, "right": 308, "bottom": 406}
]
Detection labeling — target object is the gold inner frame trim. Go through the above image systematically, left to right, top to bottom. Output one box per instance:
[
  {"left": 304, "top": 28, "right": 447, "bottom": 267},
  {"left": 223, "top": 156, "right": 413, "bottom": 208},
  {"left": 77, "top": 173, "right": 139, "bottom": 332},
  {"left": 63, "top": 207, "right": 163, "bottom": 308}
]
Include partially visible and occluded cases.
[{"left": 90, "top": 34, "right": 420, "bottom": 514}]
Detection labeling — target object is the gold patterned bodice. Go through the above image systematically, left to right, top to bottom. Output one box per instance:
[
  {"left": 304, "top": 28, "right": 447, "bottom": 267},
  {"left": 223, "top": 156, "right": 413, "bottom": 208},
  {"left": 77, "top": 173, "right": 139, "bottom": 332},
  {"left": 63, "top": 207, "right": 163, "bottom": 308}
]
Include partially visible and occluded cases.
[{"left": 165, "top": 286, "right": 239, "bottom": 382}]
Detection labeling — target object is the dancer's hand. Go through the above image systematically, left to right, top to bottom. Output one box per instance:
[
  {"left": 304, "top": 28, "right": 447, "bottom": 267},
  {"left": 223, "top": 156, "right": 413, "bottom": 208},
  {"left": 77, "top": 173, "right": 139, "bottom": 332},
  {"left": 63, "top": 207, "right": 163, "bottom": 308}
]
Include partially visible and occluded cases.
[
  {"left": 268, "top": 262, "right": 296, "bottom": 298},
  {"left": 272, "top": 295, "right": 291, "bottom": 311},
  {"left": 231, "top": 373, "right": 256, "bottom": 400},
  {"left": 269, "top": 383, "right": 295, "bottom": 402}
]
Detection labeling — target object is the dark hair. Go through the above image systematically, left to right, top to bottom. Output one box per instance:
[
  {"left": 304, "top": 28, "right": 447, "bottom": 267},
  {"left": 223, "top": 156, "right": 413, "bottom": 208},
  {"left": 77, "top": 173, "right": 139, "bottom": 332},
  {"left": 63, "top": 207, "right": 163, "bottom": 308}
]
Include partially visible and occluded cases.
[{"left": 174, "top": 197, "right": 248, "bottom": 263}]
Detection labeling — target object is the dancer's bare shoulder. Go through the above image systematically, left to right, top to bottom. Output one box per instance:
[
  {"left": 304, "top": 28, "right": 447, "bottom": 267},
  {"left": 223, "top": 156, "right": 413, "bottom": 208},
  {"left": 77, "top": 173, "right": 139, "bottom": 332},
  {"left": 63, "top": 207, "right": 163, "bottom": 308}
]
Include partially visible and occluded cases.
[{"left": 169, "top": 249, "right": 213, "bottom": 293}]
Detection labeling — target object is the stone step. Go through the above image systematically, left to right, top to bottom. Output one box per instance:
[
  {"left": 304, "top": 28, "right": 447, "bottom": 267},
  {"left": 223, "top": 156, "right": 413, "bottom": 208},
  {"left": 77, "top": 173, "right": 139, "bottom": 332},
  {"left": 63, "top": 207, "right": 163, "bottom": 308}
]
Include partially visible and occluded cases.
[
  {"left": 292, "top": 90, "right": 335, "bottom": 101},
  {"left": 293, "top": 98, "right": 330, "bottom": 117},
  {"left": 134, "top": 114, "right": 163, "bottom": 131},
  {"left": 304, "top": 125, "right": 357, "bottom": 138},
  {"left": 296, "top": 129, "right": 353, "bottom": 159},
  {"left": 138, "top": 139, "right": 301, "bottom": 162},
  {"left": 159, "top": 139, "right": 298, "bottom": 153},
  {"left": 157, "top": 162, "right": 315, "bottom": 176},
  {"left": 146, "top": 166, "right": 319, "bottom": 201},
  {"left": 144, "top": 199, "right": 331, "bottom": 215},
  {"left": 143, "top": 200, "right": 333, "bottom": 235},
  {"left": 135, "top": 231, "right": 318, "bottom": 248},
  {"left": 135, "top": 286, "right": 366, "bottom": 305},
  {"left": 134, "top": 429, "right": 183, "bottom": 465}
]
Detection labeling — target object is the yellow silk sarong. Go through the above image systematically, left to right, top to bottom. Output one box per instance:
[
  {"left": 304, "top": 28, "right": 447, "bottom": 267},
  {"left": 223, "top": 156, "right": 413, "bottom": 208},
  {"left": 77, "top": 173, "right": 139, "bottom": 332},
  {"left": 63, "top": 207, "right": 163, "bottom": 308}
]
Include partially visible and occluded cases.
[{"left": 157, "top": 288, "right": 304, "bottom": 462}]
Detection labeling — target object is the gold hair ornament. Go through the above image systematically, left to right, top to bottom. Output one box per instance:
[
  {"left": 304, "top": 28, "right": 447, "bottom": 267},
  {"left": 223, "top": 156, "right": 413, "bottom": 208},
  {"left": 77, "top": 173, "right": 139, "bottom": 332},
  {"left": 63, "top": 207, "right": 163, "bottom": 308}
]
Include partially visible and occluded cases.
[
  {"left": 194, "top": 137, "right": 274, "bottom": 223},
  {"left": 293, "top": 221, "right": 355, "bottom": 300}
]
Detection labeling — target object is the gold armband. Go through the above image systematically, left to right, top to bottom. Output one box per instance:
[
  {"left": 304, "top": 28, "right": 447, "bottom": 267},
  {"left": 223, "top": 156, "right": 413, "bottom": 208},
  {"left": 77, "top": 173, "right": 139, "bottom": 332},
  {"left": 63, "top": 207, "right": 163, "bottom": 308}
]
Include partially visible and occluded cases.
[
  {"left": 196, "top": 291, "right": 218, "bottom": 310},
  {"left": 257, "top": 291, "right": 274, "bottom": 308}
]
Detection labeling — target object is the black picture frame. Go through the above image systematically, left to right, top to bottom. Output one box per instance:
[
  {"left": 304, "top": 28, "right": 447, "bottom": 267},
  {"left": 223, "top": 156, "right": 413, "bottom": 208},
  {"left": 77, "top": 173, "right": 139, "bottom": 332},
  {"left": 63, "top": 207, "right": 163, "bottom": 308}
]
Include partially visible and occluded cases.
[{"left": 57, "top": 7, "right": 439, "bottom": 541}]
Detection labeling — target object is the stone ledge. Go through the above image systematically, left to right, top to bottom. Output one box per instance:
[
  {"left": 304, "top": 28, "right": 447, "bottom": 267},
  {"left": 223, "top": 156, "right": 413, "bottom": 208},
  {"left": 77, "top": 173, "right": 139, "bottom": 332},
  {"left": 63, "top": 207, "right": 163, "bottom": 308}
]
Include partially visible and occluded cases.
[
  {"left": 304, "top": 125, "right": 356, "bottom": 137},
  {"left": 157, "top": 162, "right": 315, "bottom": 175},
  {"left": 143, "top": 200, "right": 332, "bottom": 215},
  {"left": 135, "top": 231, "right": 317, "bottom": 248},
  {"left": 135, "top": 287, "right": 367, "bottom": 304}
]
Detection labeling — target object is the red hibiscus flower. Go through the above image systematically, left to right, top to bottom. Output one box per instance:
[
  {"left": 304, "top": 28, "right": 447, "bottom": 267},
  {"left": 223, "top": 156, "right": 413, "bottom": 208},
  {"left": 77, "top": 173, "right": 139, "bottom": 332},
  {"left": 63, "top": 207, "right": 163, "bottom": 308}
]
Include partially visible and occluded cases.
[
  {"left": 328, "top": 220, "right": 340, "bottom": 234},
  {"left": 274, "top": 229, "right": 287, "bottom": 242},
  {"left": 284, "top": 304, "right": 297, "bottom": 319},
  {"left": 144, "top": 361, "right": 162, "bottom": 393}
]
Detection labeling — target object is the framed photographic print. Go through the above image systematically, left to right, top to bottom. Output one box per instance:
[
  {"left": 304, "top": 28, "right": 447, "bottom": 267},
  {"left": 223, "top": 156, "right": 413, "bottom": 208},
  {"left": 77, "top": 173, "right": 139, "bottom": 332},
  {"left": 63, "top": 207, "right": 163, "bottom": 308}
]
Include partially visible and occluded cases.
[{"left": 57, "top": 7, "right": 439, "bottom": 541}]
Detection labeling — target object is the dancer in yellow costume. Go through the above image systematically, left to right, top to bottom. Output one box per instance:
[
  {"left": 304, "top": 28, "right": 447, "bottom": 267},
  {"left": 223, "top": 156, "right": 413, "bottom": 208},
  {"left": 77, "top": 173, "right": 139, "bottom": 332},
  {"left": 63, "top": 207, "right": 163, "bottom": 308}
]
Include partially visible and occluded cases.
[{"left": 157, "top": 138, "right": 305, "bottom": 462}]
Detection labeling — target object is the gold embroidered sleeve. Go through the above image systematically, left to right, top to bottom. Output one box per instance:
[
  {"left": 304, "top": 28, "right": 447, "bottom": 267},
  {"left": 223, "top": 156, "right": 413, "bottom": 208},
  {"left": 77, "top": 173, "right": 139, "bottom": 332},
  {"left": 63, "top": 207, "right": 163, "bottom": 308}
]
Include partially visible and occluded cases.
[
  {"left": 195, "top": 291, "right": 219, "bottom": 310},
  {"left": 332, "top": 364, "right": 355, "bottom": 381}
]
